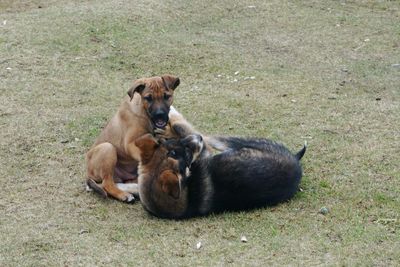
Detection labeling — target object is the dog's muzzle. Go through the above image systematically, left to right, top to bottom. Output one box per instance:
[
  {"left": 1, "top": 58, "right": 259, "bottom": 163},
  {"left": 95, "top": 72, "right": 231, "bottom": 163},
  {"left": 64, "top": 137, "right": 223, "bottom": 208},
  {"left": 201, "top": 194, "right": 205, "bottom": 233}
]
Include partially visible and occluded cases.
[{"left": 151, "top": 109, "right": 169, "bottom": 129}]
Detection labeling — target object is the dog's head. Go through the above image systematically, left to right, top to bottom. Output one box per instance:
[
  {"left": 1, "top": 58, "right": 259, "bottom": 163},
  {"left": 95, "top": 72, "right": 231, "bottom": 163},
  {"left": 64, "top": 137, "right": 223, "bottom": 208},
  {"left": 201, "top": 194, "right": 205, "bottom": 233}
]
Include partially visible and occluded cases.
[
  {"left": 127, "top": 75, "right": 180, "bottom": 129},
  {"left": 135, "top": 134, "right": 205, "bottom": 199},
  {"left": 135, "top": 134, "right": 188, "bottom": 199}
]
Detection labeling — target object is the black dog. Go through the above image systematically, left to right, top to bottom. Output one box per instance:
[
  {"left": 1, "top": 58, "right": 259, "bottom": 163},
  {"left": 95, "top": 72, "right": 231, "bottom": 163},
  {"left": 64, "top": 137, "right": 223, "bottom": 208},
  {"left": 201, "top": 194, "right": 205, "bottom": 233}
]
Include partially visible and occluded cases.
[{"left": 135, "top": 134, "right": 306, "bottom": 219}]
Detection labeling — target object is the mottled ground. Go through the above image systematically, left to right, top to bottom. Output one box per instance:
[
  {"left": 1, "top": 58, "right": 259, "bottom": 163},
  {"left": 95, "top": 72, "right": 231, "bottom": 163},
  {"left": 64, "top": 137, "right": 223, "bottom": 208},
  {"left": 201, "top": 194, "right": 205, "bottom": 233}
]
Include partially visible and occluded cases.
[{"left": 1, "top": 0, "right": 399, "bottom": 265}]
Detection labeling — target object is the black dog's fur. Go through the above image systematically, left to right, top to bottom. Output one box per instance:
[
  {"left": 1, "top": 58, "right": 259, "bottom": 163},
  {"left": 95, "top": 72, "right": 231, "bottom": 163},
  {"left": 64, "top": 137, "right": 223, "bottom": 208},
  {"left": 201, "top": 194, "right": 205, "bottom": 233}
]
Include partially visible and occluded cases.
[
  {"left": 136, "top": 134, "right": 306, "bottom": 219},
  {"left": 179, "top": 136, "right": 306, "bottom": 216}
]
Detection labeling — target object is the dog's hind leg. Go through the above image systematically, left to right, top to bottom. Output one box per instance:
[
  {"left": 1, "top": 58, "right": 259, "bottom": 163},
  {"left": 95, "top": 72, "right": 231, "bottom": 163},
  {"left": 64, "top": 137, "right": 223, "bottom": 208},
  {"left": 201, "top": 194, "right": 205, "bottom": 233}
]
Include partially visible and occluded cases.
[
  {"left": 169, "top": 106, "right": 198, "bottom": 137},
  {"left": 202, "top": 136, "right": 231, "bottom": 151},
  {"left": 86, "top": 142, "right": 135, "bottom": 203},
  {"left": 86, "top": 178, "right": 107, "bottom": 198}
]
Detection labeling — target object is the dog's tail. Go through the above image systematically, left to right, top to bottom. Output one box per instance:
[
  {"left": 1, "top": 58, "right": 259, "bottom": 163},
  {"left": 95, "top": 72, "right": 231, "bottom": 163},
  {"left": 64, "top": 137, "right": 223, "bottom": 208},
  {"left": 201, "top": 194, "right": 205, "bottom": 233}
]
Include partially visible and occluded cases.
[{"left": 295, "top": 141, "right": 307, "bottom": 160}]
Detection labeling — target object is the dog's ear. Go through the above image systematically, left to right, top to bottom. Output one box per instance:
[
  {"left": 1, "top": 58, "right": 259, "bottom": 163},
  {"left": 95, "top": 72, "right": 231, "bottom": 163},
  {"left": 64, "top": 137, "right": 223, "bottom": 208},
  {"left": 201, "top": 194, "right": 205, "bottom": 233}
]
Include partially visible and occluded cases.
[
  {"left": 161, "top": 75, "right": 180, "bottom": 91},
  {"left": 127, "top": 80, "right": 146, "bottom": 100},
  {"left": 134, "top": 134, "right": 158, "bottom": 163},
  {"left": 159, "top": 170, "right": 180, "bottom": 199}
]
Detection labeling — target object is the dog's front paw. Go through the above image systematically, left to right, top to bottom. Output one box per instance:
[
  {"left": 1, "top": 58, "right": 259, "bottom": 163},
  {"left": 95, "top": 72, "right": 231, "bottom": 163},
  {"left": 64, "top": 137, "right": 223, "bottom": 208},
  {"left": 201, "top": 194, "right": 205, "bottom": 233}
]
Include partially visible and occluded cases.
[
  {"left": 154, "top": 125, "right": 174, "bottom": 139},
  {"left": 154, "top": 127, "right": 167, "bottom": 136},
  {"left": 123, "top": 193, "right": 136, "bottom": 204}
]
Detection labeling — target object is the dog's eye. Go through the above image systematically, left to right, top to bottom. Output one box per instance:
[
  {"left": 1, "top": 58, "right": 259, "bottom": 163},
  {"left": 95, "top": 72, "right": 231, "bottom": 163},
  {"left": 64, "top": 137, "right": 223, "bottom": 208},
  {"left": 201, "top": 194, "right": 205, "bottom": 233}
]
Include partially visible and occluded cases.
[
  {"left": 164, "top": 93, "right": 171, "bottom": 100},
  {"left": 144, "top": 95, "right": 153, "bottom": 102},
  {"left": 168, "top": 150, "right": 176, "bottom": 157}
]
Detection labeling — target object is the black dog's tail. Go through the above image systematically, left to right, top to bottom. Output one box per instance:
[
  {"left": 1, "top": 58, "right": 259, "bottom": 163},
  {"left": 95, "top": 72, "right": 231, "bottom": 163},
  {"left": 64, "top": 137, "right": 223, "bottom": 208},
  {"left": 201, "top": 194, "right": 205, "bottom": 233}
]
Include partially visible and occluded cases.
[{"left": 295, "top": 141, "right": 307, "bottom": 160}]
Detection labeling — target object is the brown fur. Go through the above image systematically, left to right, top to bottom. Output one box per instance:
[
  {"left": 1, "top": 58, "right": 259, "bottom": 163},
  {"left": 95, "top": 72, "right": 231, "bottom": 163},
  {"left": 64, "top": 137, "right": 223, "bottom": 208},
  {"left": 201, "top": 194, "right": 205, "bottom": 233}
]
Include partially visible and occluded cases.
[
  {"left": 85, "top": 75, "right": 194, "bottom": 203},
  {"left": 135, "top": 134, "right": 189, "bottom": 216}
]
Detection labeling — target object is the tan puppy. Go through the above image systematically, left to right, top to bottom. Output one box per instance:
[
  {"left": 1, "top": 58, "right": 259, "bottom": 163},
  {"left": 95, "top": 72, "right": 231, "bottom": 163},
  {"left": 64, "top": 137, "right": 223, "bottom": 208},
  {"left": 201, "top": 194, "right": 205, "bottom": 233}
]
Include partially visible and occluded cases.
[{"left": 85, "top": 75, "right": 195, "bottom": 203}]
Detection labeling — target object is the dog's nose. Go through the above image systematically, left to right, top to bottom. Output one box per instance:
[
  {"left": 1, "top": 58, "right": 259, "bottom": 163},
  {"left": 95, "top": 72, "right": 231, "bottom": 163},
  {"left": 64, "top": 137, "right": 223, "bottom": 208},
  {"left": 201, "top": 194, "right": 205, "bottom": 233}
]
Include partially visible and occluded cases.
[{"left": 153, "top": 109, "right": 166, "bottom": 118}]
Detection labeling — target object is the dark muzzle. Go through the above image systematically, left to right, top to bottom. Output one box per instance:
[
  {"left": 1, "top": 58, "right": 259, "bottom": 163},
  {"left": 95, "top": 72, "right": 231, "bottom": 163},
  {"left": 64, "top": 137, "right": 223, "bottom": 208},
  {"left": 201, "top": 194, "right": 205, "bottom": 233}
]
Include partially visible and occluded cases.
[{"left": 151, "top": 108, "right": 169, "bottom": 129}]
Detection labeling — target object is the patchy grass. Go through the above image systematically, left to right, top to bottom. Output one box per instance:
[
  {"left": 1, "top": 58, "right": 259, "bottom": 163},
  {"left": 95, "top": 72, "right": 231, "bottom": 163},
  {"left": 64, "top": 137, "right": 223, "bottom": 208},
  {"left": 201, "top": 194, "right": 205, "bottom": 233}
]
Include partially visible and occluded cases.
[{"left": 1, "top": 0, "right": 399, "bottom": 266}]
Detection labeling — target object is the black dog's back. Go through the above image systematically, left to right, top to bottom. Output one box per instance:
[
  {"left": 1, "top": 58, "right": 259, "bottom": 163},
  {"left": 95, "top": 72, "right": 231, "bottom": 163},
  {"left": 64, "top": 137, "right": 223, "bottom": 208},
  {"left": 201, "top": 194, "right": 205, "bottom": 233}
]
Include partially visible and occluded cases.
[{"left": 207, "top": 138, "right": 304, "bottom": 212}]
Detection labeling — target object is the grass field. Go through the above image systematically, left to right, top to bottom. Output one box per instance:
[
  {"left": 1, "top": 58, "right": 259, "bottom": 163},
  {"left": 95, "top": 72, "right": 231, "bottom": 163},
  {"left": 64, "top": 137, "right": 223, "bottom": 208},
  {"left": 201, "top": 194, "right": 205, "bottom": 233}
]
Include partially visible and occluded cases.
[{"left": 1, "top": 0, "right": 399, "bottom": 265}]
